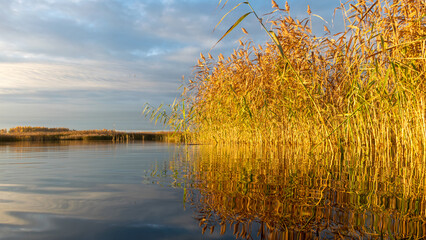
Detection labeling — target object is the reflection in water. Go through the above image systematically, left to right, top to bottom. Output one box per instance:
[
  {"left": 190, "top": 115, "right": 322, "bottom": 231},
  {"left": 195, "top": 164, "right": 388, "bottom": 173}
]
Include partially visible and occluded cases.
[
  {"left": 0, "top": 141, "right": 424, "bottom": 239},
  {"left": 0, "top": 142, "right": 235, "bottom": 240},
  {"left": 161, "top": 145, "right": 426, "bottom": 239}
]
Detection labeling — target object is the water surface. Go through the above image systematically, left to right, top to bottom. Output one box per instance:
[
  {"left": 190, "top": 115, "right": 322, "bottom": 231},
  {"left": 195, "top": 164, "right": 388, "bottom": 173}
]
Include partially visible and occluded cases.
[
  {"left": 0, "top": 141, "right": 232, "bottom": 240},
  {"left": 0, "top": 142, "right": 424, "bottom": 240},
  {"left": 163, "top": 145, "right": 426, "bottom": 239}
]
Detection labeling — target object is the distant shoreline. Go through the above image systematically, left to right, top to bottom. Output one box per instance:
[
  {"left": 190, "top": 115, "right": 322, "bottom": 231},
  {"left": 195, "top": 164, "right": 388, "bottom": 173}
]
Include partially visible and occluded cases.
[{"left": 0, "top": 130, "right": 173, "bottom": 142}]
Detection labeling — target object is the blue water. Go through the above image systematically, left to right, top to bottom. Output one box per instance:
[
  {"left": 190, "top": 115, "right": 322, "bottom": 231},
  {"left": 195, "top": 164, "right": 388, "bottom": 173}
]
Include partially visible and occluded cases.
[{"left": 0, "top": 141, "right": 232, "bottom": 240}]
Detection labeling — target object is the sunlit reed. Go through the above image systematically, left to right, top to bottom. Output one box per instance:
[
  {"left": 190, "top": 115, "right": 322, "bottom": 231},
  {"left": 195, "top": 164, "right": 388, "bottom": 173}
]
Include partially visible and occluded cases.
[{"left": 145, "top": 0, "right": 425, "bottom": 157}]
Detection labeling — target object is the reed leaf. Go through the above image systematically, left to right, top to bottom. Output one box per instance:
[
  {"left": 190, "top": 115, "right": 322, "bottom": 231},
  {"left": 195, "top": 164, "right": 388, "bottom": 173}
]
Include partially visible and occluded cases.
[{"left": 213, "top": 11, "right": 251, "bottom": 49}]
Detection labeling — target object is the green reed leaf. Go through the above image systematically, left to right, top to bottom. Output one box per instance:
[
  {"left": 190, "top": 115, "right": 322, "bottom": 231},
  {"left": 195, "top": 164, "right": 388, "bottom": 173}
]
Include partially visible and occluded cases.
[
  {"left": 214, "top": 2, "right": 247, "bottom": 32},
  {"left": 213, "top": 11, "right": 252, "bottom": 49},
  {"left": 269, "top": 31, "right": 284, "bottom": 58}
]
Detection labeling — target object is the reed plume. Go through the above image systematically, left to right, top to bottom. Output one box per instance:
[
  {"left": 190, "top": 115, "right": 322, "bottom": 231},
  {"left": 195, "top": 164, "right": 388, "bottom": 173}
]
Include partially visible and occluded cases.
[{"left": 145, "top": 0, "right": 426, "bottom": 157}]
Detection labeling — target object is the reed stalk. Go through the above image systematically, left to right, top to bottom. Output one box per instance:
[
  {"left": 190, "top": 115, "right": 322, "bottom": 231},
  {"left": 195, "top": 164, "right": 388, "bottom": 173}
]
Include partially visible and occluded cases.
[{"left": 145, "top": 0, "right": 425, "bottom": 156}]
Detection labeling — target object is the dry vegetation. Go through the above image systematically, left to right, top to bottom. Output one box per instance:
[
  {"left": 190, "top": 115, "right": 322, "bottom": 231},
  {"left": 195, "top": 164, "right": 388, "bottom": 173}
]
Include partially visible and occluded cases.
[
  {"left": 145, "top": 0, "right": 425, "bottom": 157},
  {"left": 146, "top": 1, "right": 426, "bottom": 238},
  {"left": 0, "top": 126, "right": 171, "bottom": 142},
  {"left": 8, "top": 126, "right": 70, "bottom": 133}
]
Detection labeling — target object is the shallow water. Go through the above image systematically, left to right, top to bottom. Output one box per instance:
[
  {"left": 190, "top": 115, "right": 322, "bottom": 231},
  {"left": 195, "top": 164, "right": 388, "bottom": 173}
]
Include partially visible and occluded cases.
[
  {"left": 0, "top": 141, "right": 234, "bottom": 240},
  {"left": 0, "top": 142, "right": 424, "bottom": 240}
]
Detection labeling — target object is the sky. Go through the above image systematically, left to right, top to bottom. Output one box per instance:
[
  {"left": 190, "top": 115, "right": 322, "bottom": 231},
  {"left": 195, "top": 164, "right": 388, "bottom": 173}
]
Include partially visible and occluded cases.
[{"left": 0, "top": 0, "right": 341, "bottom": 131}]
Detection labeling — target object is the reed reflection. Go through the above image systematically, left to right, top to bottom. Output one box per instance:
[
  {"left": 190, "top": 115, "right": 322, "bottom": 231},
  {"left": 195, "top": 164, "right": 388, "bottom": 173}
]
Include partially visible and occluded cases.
[{"left": 162, "top": 145, "right": 426, "bottom": 240}]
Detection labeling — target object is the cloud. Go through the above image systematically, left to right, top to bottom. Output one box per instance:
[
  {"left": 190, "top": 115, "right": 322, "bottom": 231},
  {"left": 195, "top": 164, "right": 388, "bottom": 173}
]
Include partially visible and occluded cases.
[
  {"left": 0, "top": 0, "right": 344, "bottom": 129},
  {"left": 0, "top": 0, "right": 220, "bottom": 62},
  {"left": 0, "top": 0, "right": 344, "bottom": 63},
  {"left": 0, "top": 1, "right": 223, "bottom": 97},
  {"left": 0, "top": 62, "right": 181, "bottom": 92}
]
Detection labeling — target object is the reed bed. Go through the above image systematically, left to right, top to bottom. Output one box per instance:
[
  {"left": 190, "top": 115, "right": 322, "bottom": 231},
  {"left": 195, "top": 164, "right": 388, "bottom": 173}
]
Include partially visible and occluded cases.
[
  {"left": 145, "top": 0, "right": 425, "bottom": 156},
  {"left": 145, "top": 2, "right": 426, "bottom": 238},
  {"left": 8, "top": 126, "right": 71, "bottom": 133},
  {"left": 0, "top": 127, "right": 172, "bottom": 142}
]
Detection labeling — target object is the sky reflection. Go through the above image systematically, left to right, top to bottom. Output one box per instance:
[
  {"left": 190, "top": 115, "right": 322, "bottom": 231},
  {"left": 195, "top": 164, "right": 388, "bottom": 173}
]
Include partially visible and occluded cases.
[{"left": 0, "top": 142, "right": 235, "bottom": 240}]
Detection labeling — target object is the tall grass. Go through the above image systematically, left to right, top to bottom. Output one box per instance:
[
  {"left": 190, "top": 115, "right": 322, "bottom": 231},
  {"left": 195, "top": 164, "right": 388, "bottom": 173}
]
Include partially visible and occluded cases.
[
  {"left": 145, "top": 0, "right": 425, "bottom": 155},
  {"left": 8, "top": 126, "right": 70, "bottom": 133},
  {"left": 0, "top": 127, "right": 172, "bottom": 142}
]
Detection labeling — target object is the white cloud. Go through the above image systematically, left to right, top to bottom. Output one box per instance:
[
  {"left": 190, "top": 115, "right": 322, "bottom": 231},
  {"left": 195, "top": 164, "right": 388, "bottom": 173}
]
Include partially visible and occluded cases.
[
  {"left": 0, "top": 0, "right": 342, "bottom": 129},
  {"left": 0, "top": 61, "right": 181, "bottom": 93}
]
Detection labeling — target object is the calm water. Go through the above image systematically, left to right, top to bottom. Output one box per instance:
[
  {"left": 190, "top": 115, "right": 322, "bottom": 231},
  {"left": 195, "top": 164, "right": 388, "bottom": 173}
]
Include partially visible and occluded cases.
[
  {"left": 0, "top": 141, "right": 234, "bottom": 240},
  {"left": 0, "top": 142, "right": 424, "bottom": 240}
]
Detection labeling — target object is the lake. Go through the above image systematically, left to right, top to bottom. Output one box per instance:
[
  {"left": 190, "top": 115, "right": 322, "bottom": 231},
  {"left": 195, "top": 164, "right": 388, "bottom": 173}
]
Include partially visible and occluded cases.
[{"left": 0, "top": 141, "right": 424, "bottom": 239}]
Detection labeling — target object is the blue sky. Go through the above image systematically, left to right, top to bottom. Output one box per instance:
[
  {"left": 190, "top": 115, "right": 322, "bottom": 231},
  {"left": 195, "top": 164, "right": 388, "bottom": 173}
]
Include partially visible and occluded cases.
[{"left": 0, "top": 0, "right": 341, "bottom": 130}]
